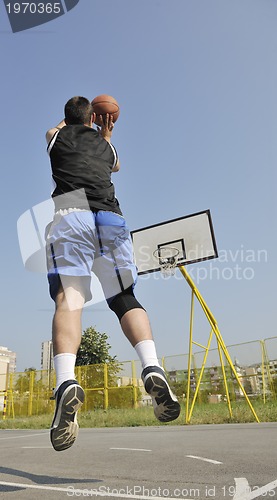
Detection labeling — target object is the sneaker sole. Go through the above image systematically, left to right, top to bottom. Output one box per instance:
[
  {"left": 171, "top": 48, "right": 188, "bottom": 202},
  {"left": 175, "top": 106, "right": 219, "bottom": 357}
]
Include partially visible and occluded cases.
[
  {"left": 143, "top": 373, "right": 181, "bottom": 422},
  {"left": 50, "top": 384, "right": 85, "bottom": 452}
]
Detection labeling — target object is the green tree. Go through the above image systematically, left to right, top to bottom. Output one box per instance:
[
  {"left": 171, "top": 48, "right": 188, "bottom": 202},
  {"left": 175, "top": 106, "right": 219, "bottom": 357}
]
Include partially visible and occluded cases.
[
  {"left": 76, "top": 326, "right": 116, "bottom": 366},
  {"left": 75, "top": 327, "right": 137, "bottom": 410},
  {"left": 14, "top": 367, "right": 37, "bottom": 393}
]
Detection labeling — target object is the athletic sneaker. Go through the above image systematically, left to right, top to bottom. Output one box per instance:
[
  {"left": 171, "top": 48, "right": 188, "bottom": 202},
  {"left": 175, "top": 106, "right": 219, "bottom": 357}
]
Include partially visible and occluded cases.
[
  {"left": 141, "top": 366, "right": 181, "bottom": 422},
  {"left": 50, "top": 380, "right": 85, "bottom": 452}
]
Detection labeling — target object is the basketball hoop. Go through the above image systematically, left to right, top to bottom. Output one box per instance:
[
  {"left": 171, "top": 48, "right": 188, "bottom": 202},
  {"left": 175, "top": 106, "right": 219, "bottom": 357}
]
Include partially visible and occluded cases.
[{"left": 153, "top": 246, "right": 180, "bottom": 277}]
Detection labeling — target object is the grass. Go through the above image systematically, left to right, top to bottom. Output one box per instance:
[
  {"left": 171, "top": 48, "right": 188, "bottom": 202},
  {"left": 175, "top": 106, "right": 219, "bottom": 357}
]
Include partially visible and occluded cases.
[{"left": 0, "top": 399, "right": 276, "bottom": 430}]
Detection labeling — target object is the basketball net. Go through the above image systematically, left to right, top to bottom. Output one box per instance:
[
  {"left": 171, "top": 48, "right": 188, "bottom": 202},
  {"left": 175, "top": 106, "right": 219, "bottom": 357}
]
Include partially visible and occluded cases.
[{"left": 153, "top": 247, "right": 179, "bottom": 277}]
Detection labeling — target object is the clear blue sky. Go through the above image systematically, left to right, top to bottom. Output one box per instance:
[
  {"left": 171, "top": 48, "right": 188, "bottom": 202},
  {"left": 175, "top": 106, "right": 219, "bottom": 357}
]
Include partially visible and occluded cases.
[{"left": 0, "top": 0, "right": 276, "bottom": 372}]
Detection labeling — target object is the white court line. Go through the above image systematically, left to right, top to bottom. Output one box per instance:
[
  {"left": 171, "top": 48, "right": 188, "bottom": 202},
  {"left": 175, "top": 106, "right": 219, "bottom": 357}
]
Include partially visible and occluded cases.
[
  {"left": 0, "top": 432, "right": 47, "bottom": 441},
  {"left": 21, "top": 446, "right": 52, "bottom": 449},
  {"left": 110, "top": 447, "right": 152, "bottom": 452},
  {"left": 186, "top": 455, "right": 222, "bottom": 465},
  {"left": 233, "top": 477, "right": 277, "bottom": 500},
  {"left": 233, "top": 478, "right": 250, "bottom": 499},
  {"left": 0, "top": 481, "right": 194, "bottom": 499}
]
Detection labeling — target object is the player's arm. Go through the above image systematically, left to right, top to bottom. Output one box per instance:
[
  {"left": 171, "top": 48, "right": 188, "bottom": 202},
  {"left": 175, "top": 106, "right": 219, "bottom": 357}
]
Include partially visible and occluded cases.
[
  {"left": 98, "top": 114, "right": 120, "bottom": 172},
  {"left": 45, "top": 119, "right": 66, "bottom": 144}
]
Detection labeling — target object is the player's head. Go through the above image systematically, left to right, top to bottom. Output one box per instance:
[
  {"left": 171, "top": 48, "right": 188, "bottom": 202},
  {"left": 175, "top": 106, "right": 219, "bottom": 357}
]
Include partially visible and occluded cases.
[{"left": 64, "top": 96, "right": 94, "bottom": 126}]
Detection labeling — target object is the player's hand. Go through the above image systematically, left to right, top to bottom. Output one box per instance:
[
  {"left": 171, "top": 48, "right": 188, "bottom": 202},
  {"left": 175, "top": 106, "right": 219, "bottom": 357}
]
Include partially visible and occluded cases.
[{"left": 98, "top": 114, "right": 114, "bottom": 142}]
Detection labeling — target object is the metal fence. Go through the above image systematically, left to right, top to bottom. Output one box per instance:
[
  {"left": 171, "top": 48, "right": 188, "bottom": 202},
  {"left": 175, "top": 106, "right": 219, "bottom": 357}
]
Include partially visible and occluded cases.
[
  {"left": 1, "top": 336, "right": 277, "bottom": 419},
  {"left": 163, "top": 336, "right": 277, "bottom": 403},
  {"left": 2, "top": 360, "right": 145, "bottom": 419}
]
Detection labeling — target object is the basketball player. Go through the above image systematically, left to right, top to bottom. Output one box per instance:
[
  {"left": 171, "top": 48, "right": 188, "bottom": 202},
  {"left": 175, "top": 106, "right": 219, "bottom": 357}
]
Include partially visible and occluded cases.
[{"left": 45, "top": 96, "right": 180, "bottom": 452}]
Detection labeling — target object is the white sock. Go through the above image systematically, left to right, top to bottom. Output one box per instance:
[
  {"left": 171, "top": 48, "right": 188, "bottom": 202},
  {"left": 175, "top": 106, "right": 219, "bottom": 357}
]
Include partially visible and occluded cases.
[
  {"left": 134, "top": 340, "right": 161, "bottom": 370},
  {"left": 54, "top": 353, "right": 76, "bottom": 393}
]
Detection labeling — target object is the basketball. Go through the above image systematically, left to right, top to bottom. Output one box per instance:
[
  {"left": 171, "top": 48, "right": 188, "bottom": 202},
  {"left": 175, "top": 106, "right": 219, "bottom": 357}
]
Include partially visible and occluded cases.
[{"left": 91, "top": 94, "right": 120, "bottom": 126}]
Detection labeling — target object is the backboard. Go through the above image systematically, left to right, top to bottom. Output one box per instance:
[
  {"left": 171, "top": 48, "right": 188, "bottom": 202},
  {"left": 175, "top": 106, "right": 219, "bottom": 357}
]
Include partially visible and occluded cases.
[{"left": 131, "top": 210, "right": 218, "bottom": 275}]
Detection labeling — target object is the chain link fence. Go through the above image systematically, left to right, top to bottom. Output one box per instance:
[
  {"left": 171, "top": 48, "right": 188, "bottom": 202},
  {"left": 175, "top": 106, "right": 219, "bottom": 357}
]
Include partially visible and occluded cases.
[
  {"left": 1, "top": 336, "right": 277, "bottom": 419},
  {"left": 163, "top": 337, "right": 277, "bottom": 403}
]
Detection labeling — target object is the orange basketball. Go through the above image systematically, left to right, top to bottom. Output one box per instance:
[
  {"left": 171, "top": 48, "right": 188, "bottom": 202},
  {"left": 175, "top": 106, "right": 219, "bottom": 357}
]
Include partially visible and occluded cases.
[{"left": 91, "top": 94, "right": 120, "bottom": 126}]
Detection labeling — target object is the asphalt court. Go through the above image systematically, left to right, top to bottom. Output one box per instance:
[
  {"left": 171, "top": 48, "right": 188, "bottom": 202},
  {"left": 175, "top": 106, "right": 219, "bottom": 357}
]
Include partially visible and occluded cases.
[{"left": 0, "top": 423, "right": 276, "bottom": 499}]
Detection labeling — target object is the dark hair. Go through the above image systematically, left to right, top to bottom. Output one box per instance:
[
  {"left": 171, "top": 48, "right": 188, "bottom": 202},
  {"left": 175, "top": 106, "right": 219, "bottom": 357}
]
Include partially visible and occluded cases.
[{"left": 64, "top": 96, "right": 93, "bottom": 125}]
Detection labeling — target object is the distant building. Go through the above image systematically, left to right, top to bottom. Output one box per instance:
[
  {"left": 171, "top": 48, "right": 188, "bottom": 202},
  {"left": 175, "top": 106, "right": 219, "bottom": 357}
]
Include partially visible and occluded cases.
[
  {"left": 41, "top": 341, "right": 54, "bottom": 371},
  {"left": 0, "top": 346, "right": 16, "bottom": 392},
  {"left": 0, "top": 346, "right": 16, "bottom": 373},
  {"left": 268, "top": 359, "right": 277, "bottom": 376},
  {"left": 254, "top": 360, "right": 277, "bottom": 395},
  {"left": 210, "top": 365, "right": 221, "bottom": 392},
  {"left": 244, "top": 366, "right": 261, "bottom": 394}
]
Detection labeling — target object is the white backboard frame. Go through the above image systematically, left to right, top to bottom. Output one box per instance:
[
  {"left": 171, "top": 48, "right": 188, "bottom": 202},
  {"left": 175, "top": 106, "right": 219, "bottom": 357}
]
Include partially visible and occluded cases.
[{"left": 131, "top": 210, "right": 218, "bottom": 275}]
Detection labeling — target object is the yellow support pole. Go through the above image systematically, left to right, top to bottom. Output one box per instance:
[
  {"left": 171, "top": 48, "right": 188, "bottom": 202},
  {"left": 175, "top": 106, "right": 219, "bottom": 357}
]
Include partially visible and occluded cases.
[
  {"left": 179, "top": 265, "right": 260, "bottom": 423},
  {"left": 186, "top": 290, "right": 195, "bottom": 423},
  {"left": 213, "top": 327, "right": 260, "bottom": 422},
  {"left": 187, "top": 329, "right": 213, "bottom": 423},
  {"left": 217, "top": 339, "right": 232, "bottom": 418},
  {"left": 261, "top": 341, "right": 266, "bottom": 404},
  {"left": 262, "top": 341, "right": 276, "bottom": 399},
  {"left": 192, "top": 352, "right": 202, "bottom": 404},
  {"left": 131, "top": 360, "right": 138, "bottom": 409},
  {"left": 103, "top": 364, "right": 108, "bottom": 410},
  {"left": 28, "top": 370, "right": 35, "bottom": 417},
  {"left": 8, "top": 373, "right": 14, "bottom": 419}
]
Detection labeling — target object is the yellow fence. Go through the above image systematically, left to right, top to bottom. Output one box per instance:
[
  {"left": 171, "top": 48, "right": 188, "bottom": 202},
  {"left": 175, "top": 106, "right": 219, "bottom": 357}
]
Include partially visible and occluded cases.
[
  {"left": 1, "top": 336, "right": 277, "bottom": 419},
  {"left": 163, "top": 336, "right": 277, "bottom": 404},
  {"left": 2, "top": 360, "right": 144, "bottom": 419}
]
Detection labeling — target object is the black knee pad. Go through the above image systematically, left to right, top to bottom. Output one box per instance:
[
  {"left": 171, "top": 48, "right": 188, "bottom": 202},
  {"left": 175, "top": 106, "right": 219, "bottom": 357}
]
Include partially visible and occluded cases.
[{"left": 108, "top": 286, "right": 145, "bottom": 321}]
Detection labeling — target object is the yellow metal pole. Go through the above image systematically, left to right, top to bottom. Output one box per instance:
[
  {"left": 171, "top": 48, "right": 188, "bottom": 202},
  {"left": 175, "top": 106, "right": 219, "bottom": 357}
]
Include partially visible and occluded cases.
[
  {"left": 179, "top": 266, "right": 260, "bottom": 423},
  {"left": 184, "top": 267, "right": 259, "bottom": 419},
  {"left": 186, "top": 290, "right": 194, "bottom": 423},
  {"left": 208, "top": 323, "right": 260, "bottom": 422},
  {"left": 187, "top": 330, "right": 213, "bottom": 423},
  {"left": 217, "top": 339, "right": 232, "bottom": 418},
  {"left": 260, "top": 341, "right": 266, "bottom": 404},
  {"left": 263, "top": 341, "right": 276, "bottom": 399},
  {"left": 192, "top": 353, "right": 202, "bottom": 404},
  {"left": 131, "top": 361, "right": 138, "bottom": 409},
  {"left": 103, "top": 364, "right": 108, "bottom": 410},
  {"left": 28, "top": 371, "right": 35, "bottom": 417},
  {"left": 8, "top": 373, "right": 14, "bottom": 419}
]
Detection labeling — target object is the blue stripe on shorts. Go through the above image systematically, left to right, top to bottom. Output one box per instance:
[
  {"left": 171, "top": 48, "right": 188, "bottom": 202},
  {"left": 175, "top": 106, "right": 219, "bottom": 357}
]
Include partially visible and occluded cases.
[{"left": 46, "top": 210, "right": 138, "bottom": 303}]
